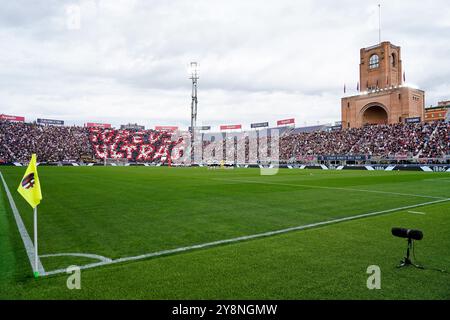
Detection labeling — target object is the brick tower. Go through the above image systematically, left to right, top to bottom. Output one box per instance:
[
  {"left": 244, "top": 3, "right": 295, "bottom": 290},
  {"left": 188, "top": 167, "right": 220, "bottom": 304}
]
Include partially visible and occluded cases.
[{"left": 341, "top": 41, "right": 425, "bottom": 128}]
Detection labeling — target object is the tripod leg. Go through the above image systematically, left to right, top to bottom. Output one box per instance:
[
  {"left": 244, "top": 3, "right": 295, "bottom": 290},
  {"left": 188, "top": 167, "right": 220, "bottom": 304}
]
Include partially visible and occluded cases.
[
  {"left": 396, "top": 239, "right": 423, "bottom": 269},
  {"left": 397, "top": 239, "right": 412, "bottom": 268},
  {"left": 406, "top": 239, "right": 411, "bottom": 261}
]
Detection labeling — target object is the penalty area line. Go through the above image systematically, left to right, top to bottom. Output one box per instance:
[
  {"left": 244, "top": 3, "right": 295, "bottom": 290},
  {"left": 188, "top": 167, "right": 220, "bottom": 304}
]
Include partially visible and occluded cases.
[
  {"left": 0, "top": 171, "right": 46, "bottom": 275},
  {"left": 44, "top": 197, "right": 450, "bottom": 277}
]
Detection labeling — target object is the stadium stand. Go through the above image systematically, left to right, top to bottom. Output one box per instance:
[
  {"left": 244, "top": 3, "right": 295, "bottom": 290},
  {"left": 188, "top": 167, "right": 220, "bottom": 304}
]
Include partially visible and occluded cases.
[
  {"left": 1, "top": 120, "right": 448, "bottom": 164},
  {"left": 0, "top": 121, "right": 91, "bottom": 163},
  {"left": 279, "top": 121, "right": 449, "bottom": 162},
  {"left": 419, "top": 121, "right": 449, "bottom": 159},
  {"left": 290, "top": 124, "right": 330, "bottom": 134},
  {"left": 88, "top": 127, "right": 183, "bottom": 163}
]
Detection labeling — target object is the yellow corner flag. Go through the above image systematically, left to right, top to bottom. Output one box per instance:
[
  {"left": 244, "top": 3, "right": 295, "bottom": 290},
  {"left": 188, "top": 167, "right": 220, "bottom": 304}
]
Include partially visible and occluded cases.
[{"left": 17, "top": 154, "right": 42, "bottom": 208}]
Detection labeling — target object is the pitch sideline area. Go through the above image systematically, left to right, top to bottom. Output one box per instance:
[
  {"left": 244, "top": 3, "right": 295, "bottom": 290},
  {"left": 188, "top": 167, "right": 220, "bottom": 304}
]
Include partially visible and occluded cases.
[
  {"left": 0, "top": 167, "right": 449, "bottom": 299},
  {"left": 2, "top": 169, "right": 449, "bottom": 277}
]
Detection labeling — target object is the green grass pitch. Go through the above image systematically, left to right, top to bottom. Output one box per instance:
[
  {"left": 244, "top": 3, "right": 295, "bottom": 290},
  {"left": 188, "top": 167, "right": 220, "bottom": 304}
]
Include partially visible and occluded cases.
[{"left": 0, "top": 166, "right": 449, "bottom": 299}]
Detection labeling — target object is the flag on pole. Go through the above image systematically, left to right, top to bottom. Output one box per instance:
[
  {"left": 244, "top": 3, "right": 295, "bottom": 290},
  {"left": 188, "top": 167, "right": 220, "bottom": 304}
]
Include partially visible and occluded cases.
[
  {"left": 403, "top": 71, "right": 406, "bottom": 82},
  {"left": 357, "top": 82, "right": 360, "bottom": 92},
  {"left": 344, "top": 84, "right": 346, "bottom": 93},
  {"left": 17, "top": 154, "right": 42, "bottom": 208},
  {"left": 17, "top": 154, "right": 42, "bottom": 278}
]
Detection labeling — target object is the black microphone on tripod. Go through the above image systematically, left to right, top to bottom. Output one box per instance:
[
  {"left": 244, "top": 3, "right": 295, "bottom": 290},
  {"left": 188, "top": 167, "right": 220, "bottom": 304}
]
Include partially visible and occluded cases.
[
  {"left": 391, "top": 227, "right": 424, "bottom": 269},
  {"left": 391, "top": 228, "right": 423, "bottom": 241}
]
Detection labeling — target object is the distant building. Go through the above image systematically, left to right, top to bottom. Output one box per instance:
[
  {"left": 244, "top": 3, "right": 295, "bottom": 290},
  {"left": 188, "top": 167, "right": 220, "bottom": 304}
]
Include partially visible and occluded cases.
[
  {"left": 342, "top": 41, "right": 425, "bottom": 128},
  {"left": 424, "top": 100, "right": 450, "bottom": 122},
  {"left": 120, "top": 123, "right": 145, "bottom": 130}
]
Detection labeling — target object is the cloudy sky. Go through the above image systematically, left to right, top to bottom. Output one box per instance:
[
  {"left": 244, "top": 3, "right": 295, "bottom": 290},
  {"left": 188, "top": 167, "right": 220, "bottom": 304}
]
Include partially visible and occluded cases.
[{"left": 1, "top": 0, "right": 449, "bottom": 130}]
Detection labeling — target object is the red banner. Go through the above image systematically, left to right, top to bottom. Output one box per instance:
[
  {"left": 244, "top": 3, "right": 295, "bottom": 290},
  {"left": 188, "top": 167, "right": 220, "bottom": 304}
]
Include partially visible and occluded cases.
[
  {"left": 0, "top": 114, "right": 25, "bottom": 122},
  {"left": 277, "top": 118, "right": 295, "bottom": 126},
  {"left": 85, "top": 122, "right": 112, "bottom": 128},
  {"left": 220, "top": 124, "right": 242, "bottom": 130},
  {"left": 155, "top": 126, "right": 178, "bottom": 131}
]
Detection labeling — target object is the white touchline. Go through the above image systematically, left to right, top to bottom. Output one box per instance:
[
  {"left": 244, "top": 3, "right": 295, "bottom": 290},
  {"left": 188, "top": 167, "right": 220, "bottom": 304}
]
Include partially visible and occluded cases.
[
  {"left": 0, "top": 171, "right": 46, "bottom": 275},
  {"left": 212, "top": 178, "right": 447, "bottom": 200},
  {"left": 43, "top": 197, "right": 450, "bottom": 277}
]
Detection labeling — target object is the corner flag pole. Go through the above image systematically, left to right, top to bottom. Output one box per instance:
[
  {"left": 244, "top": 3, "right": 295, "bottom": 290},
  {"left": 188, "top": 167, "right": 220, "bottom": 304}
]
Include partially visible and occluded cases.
[
  {"left": 17, "top": 153, "right": 42, "bottom": 278},
  {"left": 34, "top": 206, "right": 39, "bottom": 278}
]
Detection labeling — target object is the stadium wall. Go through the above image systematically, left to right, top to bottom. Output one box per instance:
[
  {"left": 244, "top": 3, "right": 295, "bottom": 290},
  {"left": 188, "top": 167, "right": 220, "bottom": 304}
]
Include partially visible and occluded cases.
[{"left": 1, "top": 162, "right": 449, "bottom": 172}]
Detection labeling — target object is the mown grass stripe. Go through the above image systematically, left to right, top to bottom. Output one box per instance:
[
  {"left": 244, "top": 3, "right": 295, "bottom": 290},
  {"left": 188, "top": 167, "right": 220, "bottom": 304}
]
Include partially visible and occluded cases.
[
  {"left": 213, "top": 178, "right": 446, "bottom": 200},
  {"left": 44, "top": 198, "right": 449, "bottom": 277}
]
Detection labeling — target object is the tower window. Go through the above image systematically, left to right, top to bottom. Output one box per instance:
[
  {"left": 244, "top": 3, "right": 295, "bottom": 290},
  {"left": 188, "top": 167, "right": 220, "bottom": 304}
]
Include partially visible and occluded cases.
[
  {"left": 391, "top": 53, "right": 396, "bottom": 67},
  {"left": 369, "top": 54, "right": 379, "bottom": 69}
]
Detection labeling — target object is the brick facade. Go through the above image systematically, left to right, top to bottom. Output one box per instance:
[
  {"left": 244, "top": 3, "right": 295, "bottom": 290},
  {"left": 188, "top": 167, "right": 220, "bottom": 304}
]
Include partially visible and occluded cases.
[
  {"left": 342, "top": 41, "right": 425, "bottom": 128},
  {"left": 424, "top": 101, "right": 450, "bottom": 122}
]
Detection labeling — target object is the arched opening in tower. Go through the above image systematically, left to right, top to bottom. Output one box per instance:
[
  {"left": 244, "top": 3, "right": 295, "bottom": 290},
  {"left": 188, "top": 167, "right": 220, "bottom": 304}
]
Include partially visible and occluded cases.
[{"left": 362, "top": 105, "right": 388, "bottom": 126}]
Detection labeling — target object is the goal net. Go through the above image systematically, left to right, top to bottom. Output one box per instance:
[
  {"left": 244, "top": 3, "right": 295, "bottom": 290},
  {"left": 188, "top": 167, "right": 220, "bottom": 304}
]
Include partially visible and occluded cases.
[{"left": 104, "top": 158, "right": 128, "bottom": 166}]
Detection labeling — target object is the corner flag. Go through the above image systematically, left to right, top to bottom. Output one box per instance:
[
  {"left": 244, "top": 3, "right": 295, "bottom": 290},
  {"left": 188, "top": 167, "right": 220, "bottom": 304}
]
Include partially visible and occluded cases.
[
  {"left": 17, "top": 154, "right": 42, "bottom": 208},
  {"left": 17, "top": 154, "right": 42, "bottom": 278}
]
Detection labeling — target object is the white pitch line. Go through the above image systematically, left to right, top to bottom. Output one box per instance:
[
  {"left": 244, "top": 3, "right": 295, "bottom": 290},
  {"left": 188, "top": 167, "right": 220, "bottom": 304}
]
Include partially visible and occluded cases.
[
  {"left": 0, "top": 171, "right": 45, "bottom": 275},
  {"left": 212, "top": 178, "right": 447, "bottom": 200},
  {"left": 423, "top": 179, "right": 450, "bottom": 183},
  {"left": 44, "top": 197, "right": 450, "bottom": 277},
  {"left": 407, "top": 211, "right": 426, "bottom": 215},
  {"left": 40, "top": 252, "right": 112, "bottom": 263}
]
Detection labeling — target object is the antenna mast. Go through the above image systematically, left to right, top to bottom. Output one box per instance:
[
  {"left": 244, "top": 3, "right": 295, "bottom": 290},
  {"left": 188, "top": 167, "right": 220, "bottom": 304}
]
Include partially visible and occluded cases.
[
  {"left": 378, "top": 4, "right": 381, "bottom": 44},
  {"left": 189, "top": 62, "right": 199, "bottom": 165}
]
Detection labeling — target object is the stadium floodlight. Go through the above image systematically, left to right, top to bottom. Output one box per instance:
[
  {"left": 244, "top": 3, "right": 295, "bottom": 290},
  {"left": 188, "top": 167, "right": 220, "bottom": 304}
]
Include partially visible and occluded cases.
[
  {"left": 189, "top": 61, "right": 199, "bottom": 77},
  {"left": 189, "top": 62, "right": 199, "bottom": 164},
  {"left": 391, "top": 227, "right": 424, "bottom": 269}
]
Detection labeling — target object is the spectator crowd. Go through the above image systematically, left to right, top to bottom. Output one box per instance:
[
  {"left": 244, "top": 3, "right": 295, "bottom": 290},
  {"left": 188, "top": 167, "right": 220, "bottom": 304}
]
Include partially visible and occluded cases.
[
  {"left": 1, "top": 120, "right": 448, "bottom": 164},
  {"left": 0, "top": 121, "right": 91, "bottom": 163},
  {"left": 279, "top": 121, "right": 450, "bottom": 161},
  {"left": 88, "top": 127, "right": 183, "bottom": 163}
]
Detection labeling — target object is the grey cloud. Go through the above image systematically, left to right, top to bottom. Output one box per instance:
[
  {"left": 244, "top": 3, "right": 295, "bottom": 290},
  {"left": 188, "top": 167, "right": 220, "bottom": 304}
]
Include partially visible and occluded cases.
[{"left": 0, "top": 0, "right": 449, "bottom": 128}]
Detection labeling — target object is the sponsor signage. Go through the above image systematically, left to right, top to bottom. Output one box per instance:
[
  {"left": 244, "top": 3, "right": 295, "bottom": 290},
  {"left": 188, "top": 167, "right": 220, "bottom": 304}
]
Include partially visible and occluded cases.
[
  {"left": 0, "top": 114, "right": 25, "bottom": 122},
  {"left": 405, "top": 117, "right": 421, "bottom": 124},
  {"left": 37, "top": 118, "right": 64, "bottom": 125},
  {"left": 277, "top": 118, "right": 295, "bottom": 126},
  {"left": 85, "top": 122, "right": 112, "bottom": 128},
  {"left": 251, "top": 122, "right": 269, "bottom": 129},
  {"left": 120, "top": 123, "right": 145, "bottom": 130},
  {"left": 220, "top": 124, "right": 242, "bottom": 130},
  {"left": 331, "top": 125, "right": 342, "bottom": 131},
  {"left": 155, "top": 126, "right": 178, "bottom": 131},
  {"left": 188, "top": 126, "right": 211, "bottom": 131},
  {"left": 394, "top": 153, "right": 409, "bottom": 160},
  {"left": 318, "top": 155, "right": 370, "bottom": 161},
  {"left": 429, "top": 165, "right": 449, "bottom": 172}
]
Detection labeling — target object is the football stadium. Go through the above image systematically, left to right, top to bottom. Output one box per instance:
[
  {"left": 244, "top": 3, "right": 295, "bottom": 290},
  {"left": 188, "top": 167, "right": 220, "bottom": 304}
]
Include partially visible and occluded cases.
[
  {"left": 0, "top": 1, "right": 449, "bottom": 307},
  {"left": 1, "top": 113, "right": 449, "bottom": 300}
]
